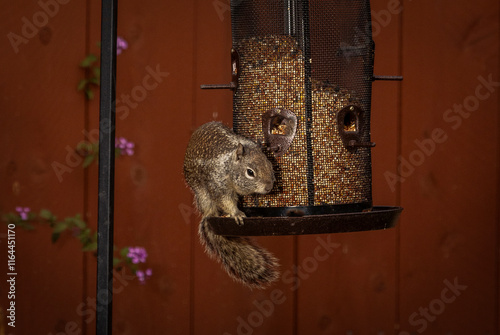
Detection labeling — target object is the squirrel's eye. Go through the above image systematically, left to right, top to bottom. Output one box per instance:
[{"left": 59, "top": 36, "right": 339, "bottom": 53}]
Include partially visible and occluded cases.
[{"left": 246, "top": 168, "right": 255, "bottom": 178}]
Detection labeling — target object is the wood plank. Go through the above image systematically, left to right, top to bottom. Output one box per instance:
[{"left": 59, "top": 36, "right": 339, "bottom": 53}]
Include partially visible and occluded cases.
[
  {"left": 0, "top": 0, "right": 87, "bottom": 333},
  {"left": 296, "top": 0, "right": 402, "bottom": 333},
  {"left": 399, "top": 0, "right": 499, "bottom": 333}
]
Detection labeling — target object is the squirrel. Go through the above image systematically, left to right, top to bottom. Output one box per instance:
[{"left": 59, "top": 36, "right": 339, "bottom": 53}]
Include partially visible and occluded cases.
[{"left": 183, "top": 121, "right": 279, "bottom": 289}]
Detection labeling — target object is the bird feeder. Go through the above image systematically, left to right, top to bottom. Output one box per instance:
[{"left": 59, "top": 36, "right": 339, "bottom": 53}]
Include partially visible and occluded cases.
[{"left": 202, "top": 0, "right": 402, "bottom": 235}]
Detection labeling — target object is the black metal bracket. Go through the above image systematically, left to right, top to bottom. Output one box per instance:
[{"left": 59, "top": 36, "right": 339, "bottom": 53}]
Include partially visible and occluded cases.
[
  {"left": 200, "top": 49, "right": 240, "bottom": 91},
  {"left": 372, "top": 75, "right": 403, "bottom": 81},
  {"left": 200, "top": 83, "right": 237, "bottom": 90},
  {"left": 347, "top": 140, "right": 376, "bottom": 148}
]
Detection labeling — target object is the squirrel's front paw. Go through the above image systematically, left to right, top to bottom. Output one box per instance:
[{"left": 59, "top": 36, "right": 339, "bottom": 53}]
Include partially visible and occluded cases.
[{"left": 231, "top": 210, "right": 246, "bottom": 226}]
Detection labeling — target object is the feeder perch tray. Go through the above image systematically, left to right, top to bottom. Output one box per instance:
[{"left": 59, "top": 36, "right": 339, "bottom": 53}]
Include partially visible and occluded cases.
[{"left": 207, "top": 206, "right": 402, "bottom": 236}]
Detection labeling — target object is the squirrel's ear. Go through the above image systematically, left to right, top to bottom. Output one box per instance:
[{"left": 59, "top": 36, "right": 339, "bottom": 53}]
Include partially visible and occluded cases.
[{"left": 235, "top": 143, "right": 245, "bottom": 161}]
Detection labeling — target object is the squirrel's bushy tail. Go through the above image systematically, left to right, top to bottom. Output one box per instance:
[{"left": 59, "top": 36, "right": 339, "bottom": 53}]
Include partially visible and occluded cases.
[{"left": 199, "top": 218, "right": 279, "bottom": 289}]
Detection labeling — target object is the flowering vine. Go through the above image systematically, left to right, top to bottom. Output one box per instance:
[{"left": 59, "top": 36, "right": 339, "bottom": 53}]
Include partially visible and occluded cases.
[
  {"left": 10, "top": 35, "right": 147, "bottom": 285},
  {"left": 77, "top": 36, "right": 128, "bottom": 100},
  {"left": 75, "top": 137, "right": 135, "bottom": 168},
  {"left": 4, "top": 206, "right": 152, "bottom": 284},
  {"left": 127, "top": 247, "right": 152, "bottom": 284}
]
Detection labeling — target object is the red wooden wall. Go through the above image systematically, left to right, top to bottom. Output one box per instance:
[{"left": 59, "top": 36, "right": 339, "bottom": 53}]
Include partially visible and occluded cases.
[{"left": 0, "top": 0, "right": 498, "bottom": 334}]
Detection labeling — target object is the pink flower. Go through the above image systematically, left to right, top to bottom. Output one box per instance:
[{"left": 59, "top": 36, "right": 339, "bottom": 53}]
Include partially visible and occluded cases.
[
  {"left": 117, "top": 36, "right": 128, "bottom": 55},
  {"left": 115, "top": 137, "right": 135, "bottom": 156},
  {"left": 15, "top": 207, "right": 30, "bottom": 220},
  {"left": 127, "top": 247, "right": 148, "bottom": 264},
  {"left": 137, "top": 268, "right": 153, "bottom": 284}
]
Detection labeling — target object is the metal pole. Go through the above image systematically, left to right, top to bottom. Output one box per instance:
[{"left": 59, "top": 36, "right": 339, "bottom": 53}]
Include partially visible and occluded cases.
[{"left": 96, "top": 0, "right": 117, "bottom": 333}]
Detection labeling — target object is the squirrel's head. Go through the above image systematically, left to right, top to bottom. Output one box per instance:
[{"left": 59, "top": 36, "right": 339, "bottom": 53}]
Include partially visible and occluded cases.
[{"left": 231, "top": 143, "right": 275, "bottom": 196}]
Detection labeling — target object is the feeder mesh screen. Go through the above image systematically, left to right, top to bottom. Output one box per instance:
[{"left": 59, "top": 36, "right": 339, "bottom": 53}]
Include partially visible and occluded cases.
[{"left": 231, "top": 0, "right": 373, "bottom": 210}]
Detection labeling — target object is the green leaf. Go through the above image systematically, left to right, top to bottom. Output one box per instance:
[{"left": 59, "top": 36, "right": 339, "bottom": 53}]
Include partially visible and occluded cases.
[
  {"left": 80, "top": 54, "right": 98, "bottom": 68},
  {"left": 92, "top": 67, "right": 100, "bottom": 79},
  {"left": 89, "top": 77, "right": 99, "bottom": 85},
  {"left": 77, "top": 79, "right": 88, "bottom": 91},
  {"left": 85, "top": 89, "right": 94, "bottom": 100},
  {"left": 76, "top": 141, "right": 91, "bottom": 155},
  {"left": 82, "top": 154, "right": 96, "bottom": 168},
  {"left": 39, "top": 209, "right": 55, "bottom": 221},
  {"left": 4, "top": 213, "right": 19, "bottom": 222},
  {"left": 64, "top": 216, "right": 81, "bottom": 228},
  {"left": 73, "top": 216, "right": 86, "bottom": 229},
  {"left": 17, "top": 222, "right": 35, "bottom": 230},
  {"left": 53, "top": 222, "right": 68, "bottom": 233},
  {"left": 80, "top": 227, "right": 91, "bottom": 238},
  {"left": 77, "top": 228, "right": 91, "bottom": 244},
  {"left": 51, "top": 232, "right": 61, "bottom": 243},
  {"left": 91, "top": 232, "right": 98, "bottom": 244},
  {"left": 82, "top": 241, "right": 97, "bottom": 252},
  {"left": 119, "top": 247, "right": 129, "bottom": 258},
  {"left": 113, "top": 257, "right": 122, "bottom": 267}
]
